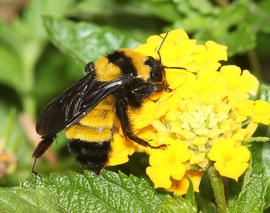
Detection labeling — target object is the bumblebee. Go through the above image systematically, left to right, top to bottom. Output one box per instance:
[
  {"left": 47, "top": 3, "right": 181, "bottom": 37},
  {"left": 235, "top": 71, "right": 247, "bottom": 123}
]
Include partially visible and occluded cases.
[{"left": 32, "top": 32, "right": 182, "bottom": 174}]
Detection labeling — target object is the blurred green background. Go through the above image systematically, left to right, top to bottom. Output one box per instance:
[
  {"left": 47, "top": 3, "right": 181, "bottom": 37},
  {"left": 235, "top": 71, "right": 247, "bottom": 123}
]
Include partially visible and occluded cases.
[{"left": 0, "top": 0, "right": 270, "bottom": 187}]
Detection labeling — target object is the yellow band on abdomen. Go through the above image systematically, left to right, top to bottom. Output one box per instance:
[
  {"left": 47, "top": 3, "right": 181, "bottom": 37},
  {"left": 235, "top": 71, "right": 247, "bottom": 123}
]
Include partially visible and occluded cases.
[
  {"left": 65, "top": 96, "right": 114, "bottom": 142},
  {"left": 79, "top": 108, "right": 113, "bottom": 128},
  {"left": 66, "top": 124, "right": 112, "bottom": 142}
]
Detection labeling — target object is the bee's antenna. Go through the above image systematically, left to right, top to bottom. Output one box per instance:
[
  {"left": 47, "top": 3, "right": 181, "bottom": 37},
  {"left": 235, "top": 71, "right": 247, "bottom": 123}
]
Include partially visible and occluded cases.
[
  {"left": 157, "top": 31, "right": 169, "bottom": 63},
  {"left": 157, "top": 31, "right": 187, "bottom": 71},
  {"left": 163, "top": 66, "right": 186, "bottom": 70}
]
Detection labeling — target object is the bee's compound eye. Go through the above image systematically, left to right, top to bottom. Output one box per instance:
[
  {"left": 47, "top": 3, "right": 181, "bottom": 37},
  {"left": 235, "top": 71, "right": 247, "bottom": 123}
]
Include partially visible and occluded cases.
[
  {"left": 145, "top": 57, "right": 164, "bottom": 83},
  {"left": 150, "top": 69, "right": 163, "bottom": 82}
]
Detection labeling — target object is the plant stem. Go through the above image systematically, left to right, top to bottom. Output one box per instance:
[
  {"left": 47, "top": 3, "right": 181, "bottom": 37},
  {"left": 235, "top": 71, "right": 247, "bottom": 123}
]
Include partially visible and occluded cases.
[
  {"left": 21, "top": 42, "right": 44, "bottom": 118},
  {"left": 247, "top": 49, "right": 262, "bottom": 80},
  {"left": 22, "top": 94, "right": 36, "bottom": 119},
  {"left": 3, "top": 109, "right": 16, "bottom": 148},
  {"left": 207, "top": 165, "right": 227, "bottom": 213}
]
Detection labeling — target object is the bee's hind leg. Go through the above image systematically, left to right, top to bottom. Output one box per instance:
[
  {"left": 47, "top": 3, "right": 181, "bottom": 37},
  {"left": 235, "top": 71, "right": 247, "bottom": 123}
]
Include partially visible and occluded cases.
[
  {"left": 115, "top": 98, "right": 166, "bottom": 149},
  {"left": 32, "top": 135, "right": 55, "bottom": 176}
]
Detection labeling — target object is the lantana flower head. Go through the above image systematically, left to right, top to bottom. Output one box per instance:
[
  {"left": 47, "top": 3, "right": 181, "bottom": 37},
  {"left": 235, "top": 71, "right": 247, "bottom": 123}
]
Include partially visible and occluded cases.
[{"left": 108, "top": 29, "right": 270, "bottom": 195}]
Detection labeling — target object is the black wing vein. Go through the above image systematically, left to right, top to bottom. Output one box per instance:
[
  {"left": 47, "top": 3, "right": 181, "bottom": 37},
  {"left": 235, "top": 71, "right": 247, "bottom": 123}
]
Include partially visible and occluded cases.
[{"left": 36, "top": 72, "right": 127, "bottom": 136}]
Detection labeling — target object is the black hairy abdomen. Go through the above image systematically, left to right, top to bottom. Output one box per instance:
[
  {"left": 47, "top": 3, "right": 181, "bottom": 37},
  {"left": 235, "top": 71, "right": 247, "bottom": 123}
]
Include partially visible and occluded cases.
[{"left": 68, "top": 140, "right": 110, "bottom": 174}]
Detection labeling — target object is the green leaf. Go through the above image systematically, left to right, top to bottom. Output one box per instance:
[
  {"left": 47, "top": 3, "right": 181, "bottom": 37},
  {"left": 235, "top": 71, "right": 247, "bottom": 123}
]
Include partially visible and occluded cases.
[
  {"left": 0, "top": 0, "right": 76, "bottom": 98},
  {"left": 22, "top": 0, "right": 75, "bottom": 39},
  {"left": 72, "top": 0, "right": 146, "bottom": 17},
  {"left": 73, "top": 0, "right": 180, "bottom": 23},
  {"left": 173, "top": 0, "right": 219, "bottom": 16},
  {"left": 249, "top": 0, "right": 270, "bottom": 33},
  {"left": 140, "top": 1, "right": 181, "bottom": 22},
  {"left": 173, "top": 2, "right": 256, "bottom": 56},
  {"left": 203, "top": 4, "right": 255, "bottom": 55},
  {"left": 43, "top": 17, "right": 140, "bottom": 67},
  {"left": 0, "top": 21, "right": 28, "bottom": 53},
  {"left": 0, "top": 47, "right": 23, "bottom": 92},
  {"left": 34, "top": 49, "right": 80, "bottom": 106},
  {"left": 256, "top": 83, "right": 270, "bottom": 102},
  {"left": 245, "top": 137, "right": 270, "bottom": 144},
  {"left": 262, "top": 142, "right": 270, "bottom": 209},
  {"left": 262, "top": 143, "right": 270, "bottom": 179},
  {"left": 228, "top": 144, "right": 268, "bottom": 213},
  {"left": 20, "top": 170, "right": 196, "bottom": 212},
  {"left": 22, "top": 170, "right": 162, "bottom": 212},
  {"left": 185, "top": 177, "right": 196, "bottom": 208},
  {"left": 265, "top": 185, "right": 270, "bottom": 209},
  {"left": 0, "top": 187, "right": 62, "bottom": 213},
  {"left": 195, "top": 194, "right": 217, "bottom": 213},
  {"left": 160, "top": 196, "right": 197, "bottom": 213}
]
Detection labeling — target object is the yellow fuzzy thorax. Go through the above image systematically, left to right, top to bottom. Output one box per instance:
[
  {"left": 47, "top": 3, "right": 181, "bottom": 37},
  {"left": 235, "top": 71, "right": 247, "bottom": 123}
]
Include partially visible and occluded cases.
[
  {"left": 95, "top": 48, "right": 150, "bottom": 82},
  {"left": 119, "top": 48, "right": 150, "bottom": 81},
  {"left": 95, "top": 57, "right": 121, "bottom": 81}
]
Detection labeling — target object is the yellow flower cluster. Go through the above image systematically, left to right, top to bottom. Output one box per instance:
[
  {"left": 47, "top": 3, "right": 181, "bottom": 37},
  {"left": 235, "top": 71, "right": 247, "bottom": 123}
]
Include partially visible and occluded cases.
[{"left": 108, "top": 29, "right": 270, "bottom": 195}]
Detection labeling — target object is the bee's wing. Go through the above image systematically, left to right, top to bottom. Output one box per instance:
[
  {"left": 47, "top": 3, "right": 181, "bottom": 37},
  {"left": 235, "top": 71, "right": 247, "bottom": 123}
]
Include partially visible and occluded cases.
[{"left": 36, "top": 72, "right": 127, "bottom": 136}]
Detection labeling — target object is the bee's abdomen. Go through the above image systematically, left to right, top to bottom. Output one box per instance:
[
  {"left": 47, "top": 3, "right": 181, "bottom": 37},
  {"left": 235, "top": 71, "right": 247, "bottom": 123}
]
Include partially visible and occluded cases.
[
  {"left": 65, "top": 97, "right": 114, "bottom": 173},
  {"left": 66, "top": 97, "right": 114, "bottom": 142},
  {"left": 68, "top": 140, "right": 110, "bottom": 174}
]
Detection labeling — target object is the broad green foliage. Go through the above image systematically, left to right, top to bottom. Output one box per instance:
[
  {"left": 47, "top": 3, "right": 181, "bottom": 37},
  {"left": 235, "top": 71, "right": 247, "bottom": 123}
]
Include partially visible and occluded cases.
[
  {"left": 0, "top": 0, "right": 74, "bottom": 118},
  {"left": 23, "top": 0, "right": 75, "bottom": 39},
  {"left": 71, "top": 0, "right": 270, "bottom": 55},
  {"left": 173, "top": 1, "right": 257, "bottom": 55},
  {"left": 44, "top": 17, "right": 140, "bottom": 67},
  {"left": 0, "top": 46, "right": 23, "bottom": 91},
  {"left": 257, "top": 83, "right": 270, "bottom": 103},
  {"left": 263, "top": 143, "right": 270, "bottom": 179},
  {"left": 18, "top": 170, "right": 196, "bottom": 212},
  {"left": 185, "top": 178, "right": 196, "bottom": 208},
  {"left": 0, "top": 187, "right": 61, "bottom": 213},
  {"left": 195, "top": 194, "right": 217, "bottom": 213},
  {"left": 159, "top": 196, "right": 197, "bottom": 213}
]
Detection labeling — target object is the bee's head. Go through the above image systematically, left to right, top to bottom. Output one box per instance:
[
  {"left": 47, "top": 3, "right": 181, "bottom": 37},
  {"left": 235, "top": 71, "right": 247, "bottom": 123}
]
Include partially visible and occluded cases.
[
  {"left": 144, "top": 31, "right": 171, "bottom": 93},
  {"left": 145, "top": 31, "right": 185, "bottom": 93},
  {"left": 145, "top": 56, "right": 170, "bottom": 92}
]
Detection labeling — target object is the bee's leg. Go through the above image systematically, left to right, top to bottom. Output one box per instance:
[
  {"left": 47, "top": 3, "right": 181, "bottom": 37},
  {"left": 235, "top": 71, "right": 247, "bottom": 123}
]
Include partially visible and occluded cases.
[
  {"left": 85, "top": 62, "right": 95, "bottom": 73},
  {"left": 132, "top": 85, "right": 159, "bottom": 103},
  {"left": 115, "top": 98, "right": 166, "bottom": 149},
  {"left": 32, "top": 135, "right": 55, "bottom": 175},
  {"left": 31, "top": 158, "right": 39, "bottom": 177}
]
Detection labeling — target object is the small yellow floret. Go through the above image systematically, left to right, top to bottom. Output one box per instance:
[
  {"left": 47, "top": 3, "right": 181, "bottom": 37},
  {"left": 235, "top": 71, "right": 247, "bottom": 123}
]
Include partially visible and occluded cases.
[
  {"left": 237, "top": 100, "right": 270, "bottom": 125},
  {"left": 107, "top": 134, "right": 136, "bottom": 166},
  {"left": 146, "top": 139, "right": 190, "bottom": 188},
  {"left": 208, "top": 139, "right": 250, "bottom": 180},
  {"left": 167, "top": 171, "right": 203, "bottom": 195}
]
